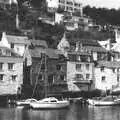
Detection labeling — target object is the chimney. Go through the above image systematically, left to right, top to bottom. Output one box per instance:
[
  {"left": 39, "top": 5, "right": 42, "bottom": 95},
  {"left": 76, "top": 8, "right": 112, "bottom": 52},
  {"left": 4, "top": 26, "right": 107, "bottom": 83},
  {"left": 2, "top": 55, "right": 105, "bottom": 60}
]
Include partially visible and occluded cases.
[
  {"left": 115, "top": 29, "right": 120, "bottom": 43},
  {"left": 2, "top": 32, "right": 6, "bottom": 37},
  {"left": 108, "top": 39, "right": 111, "bottom": 51},
  {"left": 75, "top": 42, "right": 79, "bottom": 51},
  {"left": 75, "top": 42, "right": 83, "bottom": 51}
]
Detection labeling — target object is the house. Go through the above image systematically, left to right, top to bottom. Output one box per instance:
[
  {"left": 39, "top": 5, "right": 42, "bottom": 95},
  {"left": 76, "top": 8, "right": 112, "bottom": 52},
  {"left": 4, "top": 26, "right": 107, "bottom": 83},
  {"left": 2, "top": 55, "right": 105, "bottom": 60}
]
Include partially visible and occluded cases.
[
  {"left": 46, "top": 0, "right": 83, "bottom": 15},
  {"left": 55, "top": 13, "right": 94, "bottom": 31},
  {"left": 0, "top": 32, "right": 30, "bottom": 56},
  {"left": 57, "top": 33, "right": 94, "bottom": 91},
  {"left": 24, "top": 43, "right": 68, "bottom": 97},
  {"left": 0, "top": 46, "right": 23, "bottom": 95},
  {"left": 66, "top": 51, "right": 94, "bottom": 91},
  {"left": 94, "top": 61, "right": 120, "bottom": 91}
]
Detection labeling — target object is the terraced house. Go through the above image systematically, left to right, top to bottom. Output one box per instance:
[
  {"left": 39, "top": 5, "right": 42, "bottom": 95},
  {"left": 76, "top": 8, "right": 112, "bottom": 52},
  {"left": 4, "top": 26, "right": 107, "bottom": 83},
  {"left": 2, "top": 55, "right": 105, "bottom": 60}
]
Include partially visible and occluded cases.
[{"left": 0, "top": 46, "right": 23, "bottom": 95}]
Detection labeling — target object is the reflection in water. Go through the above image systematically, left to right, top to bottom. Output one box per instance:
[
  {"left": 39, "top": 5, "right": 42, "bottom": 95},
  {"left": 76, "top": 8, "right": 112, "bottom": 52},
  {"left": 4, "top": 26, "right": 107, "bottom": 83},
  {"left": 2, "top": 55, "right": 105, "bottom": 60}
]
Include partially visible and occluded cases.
[{"left": 0, "top": 104, "right": 120, "bottom": 120}]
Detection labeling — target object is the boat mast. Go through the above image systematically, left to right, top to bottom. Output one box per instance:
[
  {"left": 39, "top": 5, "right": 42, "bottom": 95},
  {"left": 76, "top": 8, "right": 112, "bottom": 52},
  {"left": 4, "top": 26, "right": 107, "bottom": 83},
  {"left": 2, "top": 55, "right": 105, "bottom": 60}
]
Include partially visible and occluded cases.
[{"left": 44, "top": 53, "right": 48, "bottom": 98}]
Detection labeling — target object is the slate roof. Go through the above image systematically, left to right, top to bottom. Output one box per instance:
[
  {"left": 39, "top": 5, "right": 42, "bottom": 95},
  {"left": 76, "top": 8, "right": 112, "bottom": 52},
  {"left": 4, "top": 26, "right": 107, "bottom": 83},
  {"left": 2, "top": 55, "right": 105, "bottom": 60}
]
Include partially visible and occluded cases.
[
  {"left": 6, "top": 35, "right": 30, "bottom": 45},
  {"left": 69, "top": 38, "right": 101, "bottom": 47},
  {"left": 30, "top": 40, "right": 48, "bottom": 48},
  {"left": 85, "top": 46, "right": 108, "bottom": 53},
  {"left": 29, "top": 48, "right": 63, "bottom": 59},
  {"left": 29, "top": 48, "right": 46, "bottom": 58},
  {"left": 46, "top": 49, "right": 63, "bottom": 59},
  {"left": 68, "top": 51, "right": 90, "bottom": 56},
  {"left": 97, "top": 61, "right": 120, "bottom": 68}
]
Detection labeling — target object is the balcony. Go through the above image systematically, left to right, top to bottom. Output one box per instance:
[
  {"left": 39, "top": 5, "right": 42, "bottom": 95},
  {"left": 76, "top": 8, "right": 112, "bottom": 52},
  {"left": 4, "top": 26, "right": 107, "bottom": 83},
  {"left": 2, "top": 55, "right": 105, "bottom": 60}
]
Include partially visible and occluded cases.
[{"left": 72, "top": 79, "right": 91, "bottom": 84}]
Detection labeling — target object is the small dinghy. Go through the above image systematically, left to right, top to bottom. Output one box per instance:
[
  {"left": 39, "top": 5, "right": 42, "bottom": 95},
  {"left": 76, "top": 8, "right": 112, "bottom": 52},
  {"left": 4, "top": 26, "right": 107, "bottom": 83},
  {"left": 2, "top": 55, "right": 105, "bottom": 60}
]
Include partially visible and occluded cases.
[
  {"left": 87, "top": 96, "right": 120, "bottom": 106},
  {"left": 30, "top": 97, "right": 70, "bottom": 109}
]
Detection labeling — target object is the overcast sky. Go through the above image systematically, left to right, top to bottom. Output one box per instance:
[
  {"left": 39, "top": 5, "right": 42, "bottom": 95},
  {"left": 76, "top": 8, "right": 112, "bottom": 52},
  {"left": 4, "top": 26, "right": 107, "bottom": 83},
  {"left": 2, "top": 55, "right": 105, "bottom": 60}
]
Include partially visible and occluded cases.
[{"left": 80, "top": 0, "right": 120, "bottom": 9}]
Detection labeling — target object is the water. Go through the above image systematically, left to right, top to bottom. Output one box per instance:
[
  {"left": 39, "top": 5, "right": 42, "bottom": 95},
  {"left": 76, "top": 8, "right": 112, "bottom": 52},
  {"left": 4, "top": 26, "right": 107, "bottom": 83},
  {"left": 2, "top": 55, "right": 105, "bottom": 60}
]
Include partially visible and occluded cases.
[{"left": 0, "top": 104, "right": 120, "bottom": 120}]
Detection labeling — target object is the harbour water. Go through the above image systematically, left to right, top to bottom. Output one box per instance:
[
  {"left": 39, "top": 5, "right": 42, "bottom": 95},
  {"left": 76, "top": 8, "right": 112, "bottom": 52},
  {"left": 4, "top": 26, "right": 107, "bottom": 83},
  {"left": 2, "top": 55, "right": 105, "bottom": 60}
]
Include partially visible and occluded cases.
[{"left": 1, "top": 103, "right": 120, "bottom": 120}]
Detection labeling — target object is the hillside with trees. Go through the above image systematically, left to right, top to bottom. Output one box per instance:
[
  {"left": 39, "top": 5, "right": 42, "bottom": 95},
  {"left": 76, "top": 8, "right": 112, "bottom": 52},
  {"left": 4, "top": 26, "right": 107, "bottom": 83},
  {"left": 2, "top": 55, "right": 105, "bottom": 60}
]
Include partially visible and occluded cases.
[
  {"left": 0, "top": 1, "right": 118, "bottom": 48},
  {"left": 83, "top": 6, "right": 120, "bottom": 25}
]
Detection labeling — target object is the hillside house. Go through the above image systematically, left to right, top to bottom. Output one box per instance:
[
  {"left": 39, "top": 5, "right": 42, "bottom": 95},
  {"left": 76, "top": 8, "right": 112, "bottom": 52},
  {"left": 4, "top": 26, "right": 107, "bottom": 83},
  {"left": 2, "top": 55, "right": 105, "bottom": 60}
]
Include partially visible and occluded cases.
[{"left": 46, "top": 0, "right": 83, "bottom": 15}]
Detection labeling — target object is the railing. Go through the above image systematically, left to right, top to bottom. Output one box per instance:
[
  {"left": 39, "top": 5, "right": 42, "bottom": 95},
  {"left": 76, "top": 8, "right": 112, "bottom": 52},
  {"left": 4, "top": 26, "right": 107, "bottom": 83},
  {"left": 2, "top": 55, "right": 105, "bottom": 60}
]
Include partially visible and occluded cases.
[{"left": 72, "top": 79, "right": 91, "bottom": 84}]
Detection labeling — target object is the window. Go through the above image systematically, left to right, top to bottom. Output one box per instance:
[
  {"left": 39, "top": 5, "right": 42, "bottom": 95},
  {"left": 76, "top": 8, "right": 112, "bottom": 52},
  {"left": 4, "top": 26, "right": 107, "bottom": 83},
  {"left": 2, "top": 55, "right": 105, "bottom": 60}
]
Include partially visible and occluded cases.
[
  {"left": 59, "top": 0, "right": 65, "bottom": 3},
  {"left": 11, "top": 43, "right": 14, "bottom": 48},
  {"left": 6, "top": 50, "right": 11, "bottom": 56},
  {"left": 77, "top": 55, "right": 81, "bottom": 61},
  {"left": 0, "top": 63, "right": 3, "bottom": 70},
  {"left": 8, "top": 63, "right": 14, "bottom": 70},
  {"left": 41, "top": 64, "right": 45, "bottom": 70},
  {"left": 76, "top": 64, "right": 82, "bottom": 71},
  {"left": 86, "top": 64, "right": 89, "bottom": 70},
  {"left": 56, "top": 65, "right": 62, "bottom": 71},
  {"left": 101, "top": 67, "right": 104, "bottom": 72},
  {"left": 112, "top": 68, "right": 115, "bottom": 73},
  {"left": 0, "top": 74, "right": 3, "bottom": 81},
  {"left": 38, "top": 74, "right": 43, "bottom": 81},
  {"left": 48, "top": 74, "right": 54, "bottom": 84},
  {"left": 75, "top": 74, "right": 83, "bottom": 80},
  {"left": 86, "top": 74, "right": 90, "bottom": 80},
  {"left": 12, "top": 75, "right": 16, "bottom": 81},
  {"left": 60, "top": 75, "right": 65, "bottom": 81},
  {"left": 101, "top": 76, "right": 106, "bottom": 82}
]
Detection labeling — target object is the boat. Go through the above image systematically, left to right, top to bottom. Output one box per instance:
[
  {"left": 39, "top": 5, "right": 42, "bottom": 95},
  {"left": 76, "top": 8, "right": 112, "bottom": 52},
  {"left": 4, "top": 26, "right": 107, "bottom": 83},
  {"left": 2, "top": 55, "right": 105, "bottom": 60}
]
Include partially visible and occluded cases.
[
  {"left": 87, "top": 96, "right": 120, "bottom": 106},
  {"left": 30, "top": 97, "right": 70, "bottom": 109},
  {"left": 16, "top": 98, "right": 38, "bottom": 106}
]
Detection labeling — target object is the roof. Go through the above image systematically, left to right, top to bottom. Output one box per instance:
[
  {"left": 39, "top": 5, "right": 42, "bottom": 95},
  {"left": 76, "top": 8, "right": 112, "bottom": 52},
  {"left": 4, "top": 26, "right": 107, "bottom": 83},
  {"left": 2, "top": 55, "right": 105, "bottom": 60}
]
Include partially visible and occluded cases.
[
  {"left": 6, "top": 35, "right": 30, "bottom": 45},
  {"left": 69, "top": 38, "right": 101, "bottom": 47},
  {"left": 30, "top": 40, "right": 48, "bottom": 48},
  {"left": 85, "top": 46, "right": 108, "bottom": 53},
  {"left": 29, "top": 48, "right": 46, "bottom": 58},
  {"left": 29, "top": 48, "right": 63, "bottom": 59},
  {"left": 46, "top": 48, "right": 63, "bottom": 59},
  {"left": 68, "top": 51, "right": 90, "bottom": 56},
  {"left": 97, "top": 61, "right": 120, "bottom": 68}
]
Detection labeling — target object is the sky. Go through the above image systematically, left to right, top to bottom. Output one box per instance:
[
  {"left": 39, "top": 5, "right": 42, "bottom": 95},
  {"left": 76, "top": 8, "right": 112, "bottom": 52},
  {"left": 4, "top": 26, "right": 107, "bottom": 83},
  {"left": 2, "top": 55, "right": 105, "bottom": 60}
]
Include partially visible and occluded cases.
[{"left": 80, "top": 0, "right": 120, "bottom": 9}]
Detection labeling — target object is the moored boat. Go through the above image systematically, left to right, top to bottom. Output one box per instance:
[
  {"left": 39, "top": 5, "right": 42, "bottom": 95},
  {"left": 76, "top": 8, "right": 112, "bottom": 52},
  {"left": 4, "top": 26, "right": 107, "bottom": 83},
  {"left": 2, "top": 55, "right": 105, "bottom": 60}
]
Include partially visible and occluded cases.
[
  {"left": 87, "top": 96, "right": 120, "bottom": 106},
  {"left": 30, "top": 97, "right": 70, "bottom": 109},
  {"left": 16, "top": 98, "right": 38, "bottom": 106}
]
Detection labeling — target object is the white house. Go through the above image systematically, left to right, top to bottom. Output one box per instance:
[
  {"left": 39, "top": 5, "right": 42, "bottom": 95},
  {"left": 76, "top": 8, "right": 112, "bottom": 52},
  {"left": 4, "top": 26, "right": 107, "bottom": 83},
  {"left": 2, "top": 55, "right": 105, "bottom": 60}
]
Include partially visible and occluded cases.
[
  {"left": 46, "top": 0, "right": 83, "bottom": 15},
  {"left": 0, "top": 32, "right": 30, "bottom": 56},
  {"left": 0, "top": 46, "right": 23, "bottom": 95},
  {"left": 95, "top": 61, "right": 120, "bottom": 91}
]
